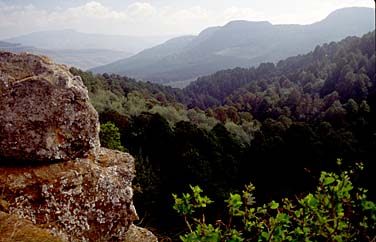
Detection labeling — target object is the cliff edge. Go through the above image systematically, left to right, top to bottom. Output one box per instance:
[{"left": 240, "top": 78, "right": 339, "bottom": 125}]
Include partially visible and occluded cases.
[{"left": 0, "top": 51, "right": 157, "bottom": 242}]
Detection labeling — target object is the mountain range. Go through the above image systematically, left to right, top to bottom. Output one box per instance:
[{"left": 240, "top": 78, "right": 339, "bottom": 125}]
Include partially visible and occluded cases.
[
  {"left": 90, "top": 7, "right": 375, "bottom": 86},
  {"left": 3, "top": 29, "right": 173, "bottom": 54},
  {"left": 0, "top": 30, "right": 173, "bottom": 70},
  {"left": 0, "top": 41, "right": 131, "bottom": 70}
]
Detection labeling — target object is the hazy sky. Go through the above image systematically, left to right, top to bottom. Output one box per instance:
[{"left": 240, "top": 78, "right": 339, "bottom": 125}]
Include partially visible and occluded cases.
[{"left": 0, "top": 0, "right": 373, "bottom": 38}]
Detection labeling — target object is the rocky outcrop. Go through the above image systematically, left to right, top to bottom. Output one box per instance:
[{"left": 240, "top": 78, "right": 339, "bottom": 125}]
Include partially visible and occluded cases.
[
  {"left": 0, "top": 51, "right": 100, "bottom": 162},
  {"left": 0, "top": 51, "right": 157, "bottom": 242},
  {"left": 0, "top": 148, "right": 139, "bottom": 241}
]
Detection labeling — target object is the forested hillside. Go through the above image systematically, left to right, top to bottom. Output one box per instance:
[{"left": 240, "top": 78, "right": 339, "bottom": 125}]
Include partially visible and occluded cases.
[
  {"left": 91, "top": 7, "right": 374, "bottom": 85},
  {"left": 72, "top": 31, "right": 375, "bottom": 239}
]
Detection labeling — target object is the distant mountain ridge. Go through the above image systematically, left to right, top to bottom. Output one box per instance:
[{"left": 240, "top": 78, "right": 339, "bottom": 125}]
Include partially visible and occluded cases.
[
  {"left": 91, "top": 7, "right": 375, "bottom": 85},
  {"left": 3, "top": 29, "right": 173, "bottom": 54},
  {"left": 0, "top": 41, "right": 132, "bottom": 70}
]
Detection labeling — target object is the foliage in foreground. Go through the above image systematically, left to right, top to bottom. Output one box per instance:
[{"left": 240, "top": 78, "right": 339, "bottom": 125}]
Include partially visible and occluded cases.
[{"left": 173, "top": 162, "right": 376, "bottom": 241}]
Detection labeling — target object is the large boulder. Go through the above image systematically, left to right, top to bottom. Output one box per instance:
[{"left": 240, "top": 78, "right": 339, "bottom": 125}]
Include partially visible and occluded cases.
[
  {"left": 0, "top": 51, "right": 100, "bottom": 162},
  {"left": 0, "top": 51, "right": 157, "bottom": 242},
  {"left": 0, "top": 148, "right": 141, "bottom": 242}
]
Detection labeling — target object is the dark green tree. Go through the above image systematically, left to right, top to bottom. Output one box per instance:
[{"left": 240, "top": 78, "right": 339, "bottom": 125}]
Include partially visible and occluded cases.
[{"left": 99, "top": 122, "right": 126, "bottom": 152}]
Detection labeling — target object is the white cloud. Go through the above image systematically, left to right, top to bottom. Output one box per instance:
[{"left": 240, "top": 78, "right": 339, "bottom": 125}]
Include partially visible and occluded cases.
[
  {"left": 0, "top": 0, "right": 373, "bottom": 38},
  {"left": 0, "top": 1, "right": 218, "bottom": 37},
  {"left": 62, "top": 1, "right": 128, "bottom": 21},
  {"left": 127, "top": 2, "right": 156, "bottom": 17},
  {"left": 0, "top": 3, "right": 49, "bottom": 37}
]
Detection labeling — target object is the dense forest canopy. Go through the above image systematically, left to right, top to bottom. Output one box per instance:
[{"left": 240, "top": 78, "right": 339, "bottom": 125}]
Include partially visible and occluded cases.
[{"left": 70, "top": 31, "right": 375, "bottom": 239}]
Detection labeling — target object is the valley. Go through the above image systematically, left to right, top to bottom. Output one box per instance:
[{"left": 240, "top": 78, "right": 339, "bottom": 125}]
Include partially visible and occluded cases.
[{"left": 0, "top": 2, "right": 375, "bottom": 241}]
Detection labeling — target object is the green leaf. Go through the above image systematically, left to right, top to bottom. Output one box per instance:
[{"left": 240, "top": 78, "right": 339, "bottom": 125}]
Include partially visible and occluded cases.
[
  {"left": 323, "top": 177, "right": 335, "bottom": 186},
  {"left": 270, "top": 200, "right": 279, "bottom": 209},
  {"left": 261, "top": 231, "right": 270, "bottom": 240}
]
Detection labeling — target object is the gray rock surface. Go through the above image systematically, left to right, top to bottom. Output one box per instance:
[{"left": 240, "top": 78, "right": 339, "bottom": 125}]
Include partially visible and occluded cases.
[{"left": 0, "top": 51, "right": 100, "bottom": 162}]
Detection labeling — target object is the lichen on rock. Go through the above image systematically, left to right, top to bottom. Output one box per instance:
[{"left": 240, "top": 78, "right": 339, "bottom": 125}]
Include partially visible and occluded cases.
[
  {"left": 0, "top": 51, "right": 100, "bottom": 162},
  {"left": 0, "top": 51, "right": 157, "bottom": 242},
  {"left": 0, "top": 148, "right": 139, "bottom": 242}
]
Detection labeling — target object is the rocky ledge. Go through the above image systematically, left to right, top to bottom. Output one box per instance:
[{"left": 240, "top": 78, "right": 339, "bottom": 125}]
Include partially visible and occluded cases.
[
  {"left": 0, "top": 51, "right": 157, "bottom": 242},
  {"left": 0, "top": 148, "right": 150, "bottom": 242}
]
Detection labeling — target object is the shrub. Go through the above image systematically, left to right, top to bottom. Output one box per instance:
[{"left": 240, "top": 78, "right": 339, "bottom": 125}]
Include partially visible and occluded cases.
[
  {"left": 99, "top": 122, "right": 126, "bottom": 152},
  {"left": 173, "top": 161, "right": 376, "bottom": 241}
]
